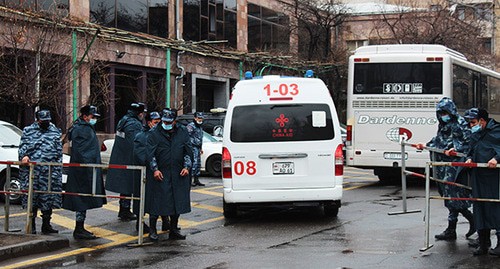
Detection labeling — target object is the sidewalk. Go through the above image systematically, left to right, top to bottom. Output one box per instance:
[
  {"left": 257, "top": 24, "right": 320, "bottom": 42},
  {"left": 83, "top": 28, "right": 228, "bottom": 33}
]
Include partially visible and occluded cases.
[{"left": 0, "top": 233, "right": 69, "bottom": 262}]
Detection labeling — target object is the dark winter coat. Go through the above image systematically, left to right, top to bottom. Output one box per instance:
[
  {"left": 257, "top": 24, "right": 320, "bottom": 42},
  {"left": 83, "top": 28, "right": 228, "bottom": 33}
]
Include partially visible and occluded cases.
[
  {"left": 426, "top": 97, "right": 471, "bottom": 210},
  {"left": 106, "top": 111, "right": 143, "bottom": 194},
  {"left": 63, "top": 118, "right": 106, "bottom": 212},
  {"left": 467, "top": 118, "right": 500, "bottom": 230},
  {"left": 19, "top": 122, "right": 62, "bottom": 211},
  {"left": 131, "top": 124, "right": 154, "bottom": 215},
  {"left": 145, "top": 124, "right": 193, "bottom": 216}
]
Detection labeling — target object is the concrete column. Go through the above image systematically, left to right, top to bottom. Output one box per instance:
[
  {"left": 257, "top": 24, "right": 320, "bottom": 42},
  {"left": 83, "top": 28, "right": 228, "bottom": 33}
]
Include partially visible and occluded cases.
[
  {"left": 69, "top": 0, "right": 90, "bottom": 22},
  {"left": 237, "top": 0, "right": 248, "bottom": 52}
]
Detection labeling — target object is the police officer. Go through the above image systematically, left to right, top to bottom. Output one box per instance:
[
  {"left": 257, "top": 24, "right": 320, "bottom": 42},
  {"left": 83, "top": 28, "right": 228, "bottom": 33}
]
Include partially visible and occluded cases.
[
  {"left": 416, "top": 97, "right": 474, "bottom": 241},
  {"left": 106, "top": 102, "right": 146, "bottom": 221},
  {"left": 63, "top": 105, "right": 106, "bottom": 240},
  {"left": 146, "top": 108, "right": 193, "bottom": 241},
  {"left": 463, "top": 108, "right": 500, "bottom": 255},
  {"left": 19, "top": 110, "right": 62, "bottom": 234},
  {"left": 132, "top": 111, "right": 161, "bottom": 233},
  {"left": 187, "top": 112, "right": 205, "bottom": 187}
]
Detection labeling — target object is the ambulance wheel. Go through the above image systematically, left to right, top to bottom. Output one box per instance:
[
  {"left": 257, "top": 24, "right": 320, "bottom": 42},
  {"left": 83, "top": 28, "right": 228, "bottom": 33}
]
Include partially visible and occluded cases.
[
  {"left": 223, "top": 200, "right": 238, "bottom": 218},
  {"left": 323, "top": 204, "right": 339, "bottom": 218}
]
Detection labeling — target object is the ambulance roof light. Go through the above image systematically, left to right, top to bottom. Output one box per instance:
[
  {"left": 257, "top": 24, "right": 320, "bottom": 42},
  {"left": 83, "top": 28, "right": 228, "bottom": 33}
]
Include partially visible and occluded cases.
[
  {"left": 305, "top": 70, "right": 314, "bottom": 78},
  {"left": 244, "top": 71, "right": 253, "bottom": 80}
]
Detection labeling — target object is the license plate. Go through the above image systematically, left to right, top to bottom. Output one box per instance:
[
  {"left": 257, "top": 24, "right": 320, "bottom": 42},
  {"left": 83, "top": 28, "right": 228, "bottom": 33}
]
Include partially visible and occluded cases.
[
  {"left": 383, "top": 152, "right": 408, "bottom": 160},
  {"left": 273, "top": 162, "right": 294, "bottom": 174}
]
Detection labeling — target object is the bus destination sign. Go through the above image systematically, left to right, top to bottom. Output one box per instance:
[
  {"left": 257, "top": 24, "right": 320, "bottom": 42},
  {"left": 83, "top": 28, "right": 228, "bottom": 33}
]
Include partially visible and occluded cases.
[{"left": 383, "top": 83, "right": 423, "bottom": 94}]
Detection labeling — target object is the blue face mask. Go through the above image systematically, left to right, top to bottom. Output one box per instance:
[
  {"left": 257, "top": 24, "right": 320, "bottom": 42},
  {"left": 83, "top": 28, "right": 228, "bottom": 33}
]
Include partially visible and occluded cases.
[
  {"left": 440, "top": 115, "right": 451, "bottom": 123},
  {"left": 89, "top": 118, "right": 97, "bottom": 126},
  {"left": 162, "top": 122, "right": 173, "bottom": 131},
  {"left": 471, "top": 124, "right": 482, "bottom": 133}
]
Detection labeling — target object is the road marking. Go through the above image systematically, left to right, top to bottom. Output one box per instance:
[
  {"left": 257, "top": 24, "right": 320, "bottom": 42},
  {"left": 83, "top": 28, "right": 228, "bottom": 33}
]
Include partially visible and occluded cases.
[
  {"left": 344, "top": 182, "right": 378, "bottom": 190},
  {"left": 191, "top": 189, "right": 223, "bottom": 197},
  {"left": 191, "top": 202, "right": 224, "bottom": 213}
]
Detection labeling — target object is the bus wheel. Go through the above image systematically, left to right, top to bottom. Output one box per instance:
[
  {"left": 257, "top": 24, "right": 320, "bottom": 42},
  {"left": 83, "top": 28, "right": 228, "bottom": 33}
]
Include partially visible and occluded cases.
[{"left": 223, "top": 200, "right": 238, "bottom": 218}]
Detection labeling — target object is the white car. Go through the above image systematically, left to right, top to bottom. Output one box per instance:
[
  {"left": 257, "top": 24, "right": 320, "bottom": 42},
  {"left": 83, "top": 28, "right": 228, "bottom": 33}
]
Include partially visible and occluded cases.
[
  {"left": 0, "top": 120, "right": 69, "bottom": 204},
  {"left": 100, "top": 130, "right": 222, "bottom": 177}
]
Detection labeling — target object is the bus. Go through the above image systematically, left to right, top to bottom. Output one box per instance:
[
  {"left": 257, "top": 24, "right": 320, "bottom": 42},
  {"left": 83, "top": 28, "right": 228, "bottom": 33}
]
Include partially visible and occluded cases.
[{"left": 345, "top": 44, "right": 500, "bottom": 182}]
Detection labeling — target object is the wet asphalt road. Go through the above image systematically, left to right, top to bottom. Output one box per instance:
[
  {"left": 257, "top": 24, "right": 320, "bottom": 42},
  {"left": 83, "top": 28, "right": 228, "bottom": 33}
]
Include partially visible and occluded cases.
[{"left": 1, "top": 168, "right": 500, "bottom": 268}]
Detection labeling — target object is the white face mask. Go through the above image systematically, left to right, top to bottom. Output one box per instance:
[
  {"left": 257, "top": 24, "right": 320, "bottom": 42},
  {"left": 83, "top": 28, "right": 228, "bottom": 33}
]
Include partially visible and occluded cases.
[
  {"left": 89, "top": 118, "right": 97, "bottom": 125},
  {"left": 196, "top": 120, "right": 203, "bottom": 125}
]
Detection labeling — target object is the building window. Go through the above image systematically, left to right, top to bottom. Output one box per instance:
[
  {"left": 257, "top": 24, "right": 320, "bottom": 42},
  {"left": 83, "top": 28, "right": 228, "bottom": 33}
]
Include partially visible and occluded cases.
[
  {"left": 2, "top": 0, "right": 69, "bottom": 15},
  {"left": 90, "top": 0, "right": 168, "bottom": 38},
  {"left": 183, "top": 0, "right": 237, "bottom": 48},
  {"left": 247, "top": 3, "right": 289, "bottom": 52},
  {"left": 346, "top": 40, "right": 369, "bottom": 52}
]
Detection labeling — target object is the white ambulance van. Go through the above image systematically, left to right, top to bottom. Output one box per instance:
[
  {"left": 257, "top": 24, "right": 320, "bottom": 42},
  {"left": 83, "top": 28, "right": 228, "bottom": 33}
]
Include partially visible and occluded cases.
[{"left": 222, "top": 71, "right": 344, "bottom": 218}]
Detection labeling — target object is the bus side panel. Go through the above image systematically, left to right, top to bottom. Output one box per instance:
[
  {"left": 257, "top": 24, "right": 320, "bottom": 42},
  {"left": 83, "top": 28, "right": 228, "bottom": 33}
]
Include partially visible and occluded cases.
[{"left": 346, "top": 110, "right": 437, "bottom": 168}]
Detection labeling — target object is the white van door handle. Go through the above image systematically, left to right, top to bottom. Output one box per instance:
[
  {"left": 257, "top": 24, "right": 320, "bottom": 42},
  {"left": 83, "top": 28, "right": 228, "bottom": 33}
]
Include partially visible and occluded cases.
[{"left": 258, "top": 153, "right": 308, "bottom": 159}]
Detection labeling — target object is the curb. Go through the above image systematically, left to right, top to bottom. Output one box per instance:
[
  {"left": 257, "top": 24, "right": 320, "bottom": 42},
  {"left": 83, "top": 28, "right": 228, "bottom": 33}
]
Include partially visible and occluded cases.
[{"left": 0, "top": 233, "right": 69, "bottom": 262}]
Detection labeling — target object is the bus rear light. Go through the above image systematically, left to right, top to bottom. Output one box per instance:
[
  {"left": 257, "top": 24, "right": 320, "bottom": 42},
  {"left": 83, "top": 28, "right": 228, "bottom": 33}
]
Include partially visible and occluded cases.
[
  {"left": 426, "top": 57, "right": 435, "bottom": 61},
  {"left": 427, "top": 57, "right": 443, "bottom": 62},
  {"left": 435, "top": 57, "right": 443, "bottom": 61},
  {"left": 354, "top": 58, "right": 369, "bottom": 62},
  {"left": 346, "top": 125, "right": 352, "bottom": 142},
  {"left": 335, "top": 144, "right": 344, "bottom": 176},
  {"left": 222, "top": 147, "right": 232, "bottom": 178}
]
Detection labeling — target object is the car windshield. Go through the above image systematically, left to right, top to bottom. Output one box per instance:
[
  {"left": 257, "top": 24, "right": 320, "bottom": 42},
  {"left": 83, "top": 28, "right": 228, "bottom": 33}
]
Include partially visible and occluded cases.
[
  {"left": 0, "top": 122, "right": 22, "bottom": 146},
  {"left": 203, "top": 131, "right": 218, "bottom": 142}
]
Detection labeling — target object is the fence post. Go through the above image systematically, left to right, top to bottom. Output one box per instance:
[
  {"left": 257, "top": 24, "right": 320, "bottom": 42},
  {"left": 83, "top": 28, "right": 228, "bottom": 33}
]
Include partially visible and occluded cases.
[
  {"left": 420, "top": 162, "right": 433, "bottom": 251},
  {"left": 4, "top": 164, "right": 11, "bottom": 232},
  {"left": 25, "top": 164, "right": 35, "bottom": 234}
]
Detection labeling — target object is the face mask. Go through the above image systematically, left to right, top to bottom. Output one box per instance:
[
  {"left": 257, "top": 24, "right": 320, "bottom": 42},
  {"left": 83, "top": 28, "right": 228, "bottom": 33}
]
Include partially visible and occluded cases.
[
  {"left": 440, "top": 115, "right": 451, "bottom": 123},
  {"left": 89, "top": 118, "right": 97, "bottom": 126},
  {"left": 196, "top": 120, "right": 203, "bottom": 125},
  {"left": 39, "top": 121, "right": 50, "bottom": 130},
  {"left": 162, "top": 122, "right": 173, "bottom": 131},
  {"left": 471, "top": 124, "right": 482, "bottom": 133}
]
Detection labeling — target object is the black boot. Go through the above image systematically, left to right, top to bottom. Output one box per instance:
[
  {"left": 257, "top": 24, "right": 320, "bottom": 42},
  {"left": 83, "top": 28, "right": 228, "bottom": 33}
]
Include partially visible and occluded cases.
[
  {"left": 192, "top": 176, "right": 205, "bottom": 187},
  {"left": 118, "top": 206, "right": 137, "bottom": 221},
  {"left": 30, "top": 208, "right": 37, "bottom": 234},
  {"left": 461, "top": 209, "right": 476, "bottom": 238},
  {"left": 41, "top": 210, "right": 58, "bottom": 234},
  {"left": 149, "top": 215, "right": 159, "bottom": 241},
  {"left": 169, "top": 215, "right": 186, "bottom": 240},
  {"left": 161, "top": 216, "right": 170, "bottom": 231},
  {"left": 135, "top": 219, "right": 150, "bottom": 234},
  {"left": 435, "top": 220, "right": 457, "bottom": 240},
  {"left": 73, "top": 221, "right": 97, "bottom": 240},
  {"left": 473, "top": 229, "right": 491, "bottom": 256},
  {"left": 489, "top": 234, "right": 500, "bottom": 256},
  {"left": 468, "top": 239, "right": 479, "bottom": 248}
]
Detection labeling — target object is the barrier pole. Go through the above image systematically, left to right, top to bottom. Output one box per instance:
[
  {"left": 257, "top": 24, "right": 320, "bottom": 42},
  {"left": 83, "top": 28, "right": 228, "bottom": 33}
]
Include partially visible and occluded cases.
[
  {"left": 389, "top": 138, "right": 420, "bottom": 215},
  {"left": 420, "top": 162, "right": 433, "bottom": 251},
  {"left": 4, "top": 164, "right": 10, "bottom": 232},
  {"left": 25, "top": 164, "right": 34, "bottom": 234},
  {"left": 128, "top": 166, "right": 151, "bottom": 247},
  {"left": 92, "top": 167, "right": 97, "bottom": 195}
]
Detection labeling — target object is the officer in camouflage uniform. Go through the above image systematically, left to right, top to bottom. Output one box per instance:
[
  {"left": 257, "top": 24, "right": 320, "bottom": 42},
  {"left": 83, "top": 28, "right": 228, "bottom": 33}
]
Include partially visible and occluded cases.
[
  {"left": 417, "top": 97, "right": 474, "bottom": 241},
  {"left": 19, "top": 110, "right": 62, "bottom": 235},
  {"left": 187, "top": 112, "right": 205, "bottom": 187}
]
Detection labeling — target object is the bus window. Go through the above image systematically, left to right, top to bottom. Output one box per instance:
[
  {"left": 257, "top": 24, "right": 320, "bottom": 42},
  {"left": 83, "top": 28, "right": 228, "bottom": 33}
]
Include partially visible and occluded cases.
[
  {"left": 353, "top": 63, "right": 442, "bottom": 94},
  {"left": 452, "top": 64, "right": 475, "bottom": 111},
  {"left": 488, "top": 76, "right": 500, "bottom": 118}
]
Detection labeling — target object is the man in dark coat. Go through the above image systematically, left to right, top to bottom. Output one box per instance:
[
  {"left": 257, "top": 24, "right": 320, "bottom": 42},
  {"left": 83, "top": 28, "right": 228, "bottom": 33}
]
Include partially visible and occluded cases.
[
  {"left": 416, "top": 97, "right": 474, "bottom": 241},
  {"left": 106, "top": 102, "right": 145, "bottom": 221},
  {"left": 63, "top": 105, "right": 106, "bottom": 240},
  {"left": 146, "top": 108, "right": 193, "bottom": 241},
  {"left": 464, "top": 108, "right": 500, "bottom": 255},
  {"left": 19, "top": 110, "right": 62, "bottom": 234},
  {"left": 132, "top": 111, "right": 161, "bottom": 233},
  {"left": 187, "top": 112, "right": 205, "bottom": 186}
]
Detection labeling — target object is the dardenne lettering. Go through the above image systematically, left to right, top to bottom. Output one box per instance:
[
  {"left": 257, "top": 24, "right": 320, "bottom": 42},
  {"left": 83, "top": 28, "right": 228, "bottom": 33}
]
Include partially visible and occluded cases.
[{"left": 357, "top": 115, "right": 437, "bottom": 125}]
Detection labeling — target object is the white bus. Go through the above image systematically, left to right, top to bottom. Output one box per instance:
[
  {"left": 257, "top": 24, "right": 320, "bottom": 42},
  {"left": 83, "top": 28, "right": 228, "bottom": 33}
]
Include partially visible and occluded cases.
[{"left": 345, "top": 44, "right": 500, "bottom": 182}]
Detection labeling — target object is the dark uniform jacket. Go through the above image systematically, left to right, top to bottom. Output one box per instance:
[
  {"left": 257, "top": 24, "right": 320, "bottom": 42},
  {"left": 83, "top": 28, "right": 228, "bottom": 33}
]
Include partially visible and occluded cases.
[
  {"left": 106, "top": 111, "right": 143, "bottom": 194},
  {"left": 63, "top": 118, "right": 106, "bottom": 211},
  {"left": 467, "top": 118, "right": 500, "bottom": 230},
  {"left": 131, "top": 124, "right": 154, "bottom": 215},
  {"left": 145, "top": 124, "right": 192, "bottom": 216}
]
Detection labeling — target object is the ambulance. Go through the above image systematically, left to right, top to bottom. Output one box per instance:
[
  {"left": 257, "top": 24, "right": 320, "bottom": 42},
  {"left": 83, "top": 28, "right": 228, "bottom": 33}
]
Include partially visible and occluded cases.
[{"left": 222, "top": 71, "right": 344, "bottom": 218}]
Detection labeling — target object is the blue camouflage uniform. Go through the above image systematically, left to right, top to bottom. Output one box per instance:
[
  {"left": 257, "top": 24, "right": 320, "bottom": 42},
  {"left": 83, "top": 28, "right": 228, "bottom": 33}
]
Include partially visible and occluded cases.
[
  {"left": 427, "top": 97, "right": 472, "bottom": 223},
  {"left": 186, "top": 121, "right": 203, "bottom": 177},
  {"left": 19, "top": 122, "right": 63, "bottom": 210}
]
